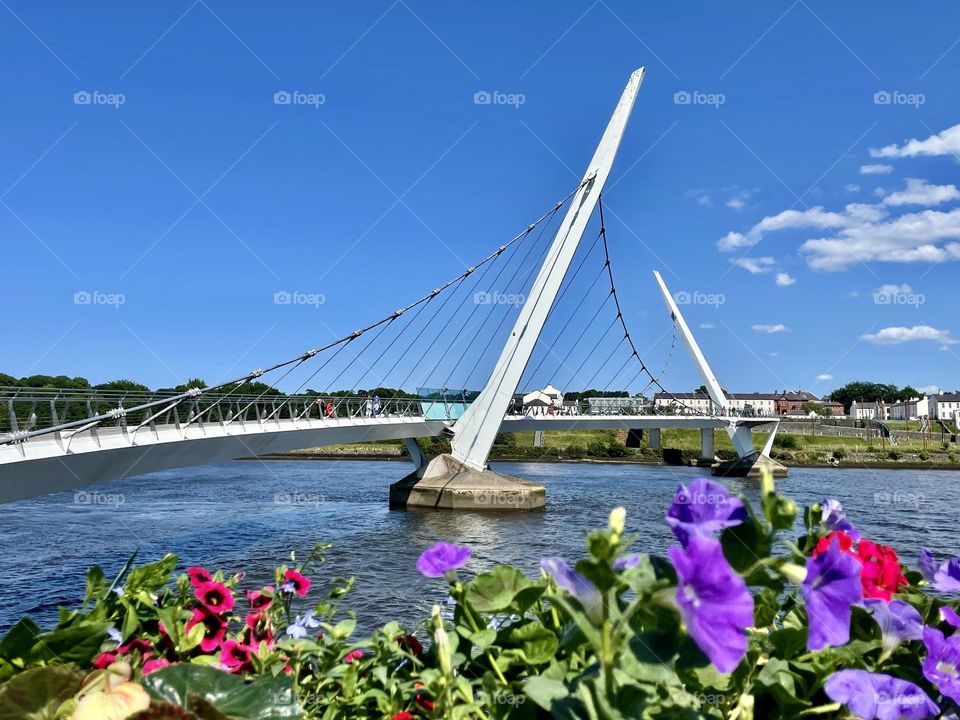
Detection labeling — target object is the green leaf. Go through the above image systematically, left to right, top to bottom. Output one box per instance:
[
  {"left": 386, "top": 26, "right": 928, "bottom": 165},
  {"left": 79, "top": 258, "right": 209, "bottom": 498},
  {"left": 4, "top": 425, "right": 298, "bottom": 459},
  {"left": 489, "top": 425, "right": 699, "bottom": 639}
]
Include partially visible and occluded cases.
[
  {"left": 761, "top": 493, "right": 797, "bottom": 531},
  {"left": 720, "top": 515, "right": 770, "bottom": 572},
  {"left": 125, "top": 554, "right": 178, "bottom": 595},
  {"left": 83, "top": 565, "right": 107, "bottom": 606},
  {"left": 465, "top": 565, "right": 533, "bottom": 614},
  {"left": 0, "top": 617, "right": 42, "bottom": 663},
  {"left": 32, "top": 620, "right": 109, "bottom": 666},
  {"left": 502, "top": 620, "right": 559, "bottom": 665},
  {"left": 142, "top": 664, "right": 303, "bottom": 719},
  {"left": 0, "top": 666, "right": 81, "bottom": 720},
  {"left": 523, "top": 675, "right": 569, "bottom": 711}
]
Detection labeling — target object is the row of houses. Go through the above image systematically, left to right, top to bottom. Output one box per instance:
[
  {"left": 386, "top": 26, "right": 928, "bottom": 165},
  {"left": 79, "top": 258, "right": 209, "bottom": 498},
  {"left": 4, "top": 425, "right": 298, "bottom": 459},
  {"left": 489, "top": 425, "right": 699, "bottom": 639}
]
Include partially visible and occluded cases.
[
  {"left": 652, "top": 390, "right": 844, "bottom": 417},
  {"left": 850, "top": 393, "right": 960, "bottom": 422}
]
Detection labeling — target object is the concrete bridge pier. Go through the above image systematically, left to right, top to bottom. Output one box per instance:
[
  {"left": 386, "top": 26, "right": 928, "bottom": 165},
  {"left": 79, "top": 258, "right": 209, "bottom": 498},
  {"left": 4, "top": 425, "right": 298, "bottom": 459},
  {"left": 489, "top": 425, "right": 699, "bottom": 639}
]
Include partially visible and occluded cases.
[
  {"left": 648, "top": 428, "right": 661, "bottom": 449},
  {"left": 696, "top": 428, "right": 716, "bottom": 467}
]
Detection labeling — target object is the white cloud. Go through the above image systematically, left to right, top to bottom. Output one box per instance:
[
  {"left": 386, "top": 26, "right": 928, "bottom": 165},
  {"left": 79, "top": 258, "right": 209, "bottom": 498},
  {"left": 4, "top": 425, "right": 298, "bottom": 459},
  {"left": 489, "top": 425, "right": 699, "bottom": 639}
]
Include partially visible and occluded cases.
[
  {"left": 871, "top": 123, "right": 960, "bottom": 159},
  {"left": 860, "top": 164, "right": 893, "bottom": 175},
  {"left": 882, "top": 178, "right": 960, "bottom": 207},
  {"left": 843, "top": 183, "right": 861, "bottom": 193},
  {"left": 697, "top": 195, "right": 712, "bottom": 207},
  {"left": 726, "top": 196, "right": 745, "bottom": 210},
  {"left": 717, "top": 205, "right": 874, "bottom": 252},
  {"left": 800, "top": 207, "right": 960, "bottom": 270},
  {"left": 731, "top": 256, "right": 775, "bottom": 274},
  {"left": 775, "top": 272, "right": 796, "bottom": 287},
  {"left": 874, "top": 283, "right": 912, "bottom": 297},
  {"left": 699, "top": 322, "right": 715, "bottom": 329},
  {"left": 752, "top": 323, "right": 789, "bottom": 334},
  {"left": 861, "top": 325, "right": 958, "bottom": 345},
  {"left": 768, "top": 352, "right": 779, "bottom": 357},
  {"left": 816, "top": 373, "right": 833, "bottom": 381},
  {"left": 918, "top": 384, "right": 941, "bottom": 395}
]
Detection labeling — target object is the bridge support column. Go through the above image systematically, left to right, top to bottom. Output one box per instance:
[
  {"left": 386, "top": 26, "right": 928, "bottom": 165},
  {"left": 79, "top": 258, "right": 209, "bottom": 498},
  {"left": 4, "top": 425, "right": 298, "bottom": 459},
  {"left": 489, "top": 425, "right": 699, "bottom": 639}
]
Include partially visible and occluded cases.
[
  {"left": 648, "top": 428, "right": 661, "bottom": 450},
  {"left": 697, "top": 428, "right": 716, "bottom": 466},
  {"left": 403, "top": 438, "right": 428, "bottom": 472}
]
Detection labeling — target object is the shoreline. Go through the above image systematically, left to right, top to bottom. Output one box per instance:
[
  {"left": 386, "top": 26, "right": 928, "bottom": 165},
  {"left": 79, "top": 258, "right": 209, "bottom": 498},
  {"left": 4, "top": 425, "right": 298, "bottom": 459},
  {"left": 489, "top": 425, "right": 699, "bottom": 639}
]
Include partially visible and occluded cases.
[{"left": 247, "top": 453, "right": 960, "bottom": 472}]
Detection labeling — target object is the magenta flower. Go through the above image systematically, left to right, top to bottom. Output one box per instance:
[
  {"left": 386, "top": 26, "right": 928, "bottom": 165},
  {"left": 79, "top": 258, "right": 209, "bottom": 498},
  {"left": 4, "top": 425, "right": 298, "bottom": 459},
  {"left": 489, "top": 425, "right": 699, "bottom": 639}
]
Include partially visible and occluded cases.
[
  {"left": 666, "top": 478, "right": 746, "bottom": 546},
  {"left": 802, "top": 534, "right": 863, "bottom": 651},
  {"left": 668, "top": 535, "right": 754, "bottom": 673},
  {"left": 417, "top": 542, "right": 472, "bottom": 581},
  {"left": 919, "top": 549, "right": 960, "bottom": 592},
  {"left": 541, "top": 557, "right": 602, "bottom": 623},
  {"left": 187, "top": 566, "right": 213, "bottom": 589},
  {"left": 281, "top": 569, "right": 311, "bottom": 596},
  {"left": 195, "top": 581, "right": 235, "bottom": 614},
  {"left": 865, "top": 599, "right": 923, "bottom": 652},
  {"left": 922, "top": 627, "right": 960, "bottom": 703},
  {"left": 219, "top": 640, "right": 254, "bottom": 674},
  {"left": 142, "top": 658, "right": 171, "bottom": 675},
  {"left": 825, "top": 669, "right": 938, "bottom": 720}
]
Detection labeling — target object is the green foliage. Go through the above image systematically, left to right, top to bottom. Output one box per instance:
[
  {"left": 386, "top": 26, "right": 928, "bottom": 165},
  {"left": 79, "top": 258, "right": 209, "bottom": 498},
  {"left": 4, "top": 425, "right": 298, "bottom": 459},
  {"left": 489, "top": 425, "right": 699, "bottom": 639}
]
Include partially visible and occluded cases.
[
  {"left": 772, "top": 434, "right": 800, "bottom": 450},
  {"left": 0, "top": 482, "right": 955, "bottom": 719}
]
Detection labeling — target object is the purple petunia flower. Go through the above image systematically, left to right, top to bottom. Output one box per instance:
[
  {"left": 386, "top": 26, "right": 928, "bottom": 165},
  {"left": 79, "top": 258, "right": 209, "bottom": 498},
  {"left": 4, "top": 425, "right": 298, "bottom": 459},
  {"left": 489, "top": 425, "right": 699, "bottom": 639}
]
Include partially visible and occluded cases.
[
  {"left": 665, "top": 478, "right": 747, "bottom": 546},
  {"left": 820, "top": 499, "right": 861, "bottom": 540},
  {"left": 802, "top": 534, "right": 863, "bottom": 651},
  {"left": 668, "top": 535, "right": 754, "bottom": 673},
  {"left": 417, "top": 542, "right": 472, "bottom": 582},
  {"left": 919, "top": 549, "right": 960, "bottom": 593},
  {"left": 613, "top": 554, "right": 642, "bottom": 571},
  {"left": 540, "top": 557, "right": 602, "bottom": 623},
  {"left": 865, "top": 599, "right": 923, "bottom": 652},
  {"left": 941, "top": 605, "right": 960, "bottom": 630},
  {"left": 922, "top": 626, "right": 960, "bottom": 703},
  {"left": 825, "top": 669, "right": 938, "bottom": 720}
]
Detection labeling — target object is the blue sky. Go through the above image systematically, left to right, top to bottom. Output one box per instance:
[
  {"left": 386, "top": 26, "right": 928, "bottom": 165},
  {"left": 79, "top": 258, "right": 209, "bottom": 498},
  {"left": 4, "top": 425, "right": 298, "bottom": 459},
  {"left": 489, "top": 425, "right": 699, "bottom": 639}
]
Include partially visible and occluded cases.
[{"left": 2, "top": 1, "right": 959, "bottom": 397}]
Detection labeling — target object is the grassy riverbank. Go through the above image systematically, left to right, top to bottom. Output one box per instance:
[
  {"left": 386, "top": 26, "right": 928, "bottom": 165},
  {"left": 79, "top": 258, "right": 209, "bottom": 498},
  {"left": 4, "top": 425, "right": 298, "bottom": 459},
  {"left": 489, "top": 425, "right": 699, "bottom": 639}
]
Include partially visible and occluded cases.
[{"left": 271, "top": 428, "right": 960, "bottom": 469}]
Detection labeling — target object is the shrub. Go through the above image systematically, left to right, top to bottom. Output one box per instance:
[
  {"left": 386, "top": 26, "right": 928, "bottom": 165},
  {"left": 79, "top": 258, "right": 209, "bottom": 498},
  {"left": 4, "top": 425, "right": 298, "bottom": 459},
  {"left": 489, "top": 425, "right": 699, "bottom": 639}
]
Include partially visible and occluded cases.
[
  {"left": 772, "top": 434, "right": 801, "bottom": 450},
  {"left": 832, "top": 448, "right": 846, "bottom": 460},
  {"left": 888, "top": 449, "right": 903, "bottom": 461}
]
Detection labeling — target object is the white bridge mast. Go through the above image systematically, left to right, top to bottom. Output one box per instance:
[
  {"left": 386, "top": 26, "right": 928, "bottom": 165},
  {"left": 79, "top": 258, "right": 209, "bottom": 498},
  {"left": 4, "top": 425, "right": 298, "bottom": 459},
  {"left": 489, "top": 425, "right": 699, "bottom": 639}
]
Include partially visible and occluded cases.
[{"left": 451, "top": 67, "right": 646, "bottom": 471}]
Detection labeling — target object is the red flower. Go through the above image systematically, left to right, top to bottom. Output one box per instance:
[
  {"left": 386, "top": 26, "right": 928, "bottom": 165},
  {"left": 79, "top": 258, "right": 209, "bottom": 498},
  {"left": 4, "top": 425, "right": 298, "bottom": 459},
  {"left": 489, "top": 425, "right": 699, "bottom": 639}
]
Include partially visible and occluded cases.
[
  {"left": 812, "top": 530, "right": 907, "bottom": 601},
  {"left": 812, "top": 531, "right": 858, "bottom": 559},
  {"left": 858, "top": 539, "right": 908, "bottom": 600},
  {"left": 187, "top": 567, "right": 213, "bottom": 589},
  {"left": 195, "top": 581, "right": 235, "bottom": 613},
  {"left": 246, "top": 588, "right": 273, "bottom": 611},
  {"left": 186, "top": 607, "right": 227, "bottom": 652},
  {"left": 243, "top": 612, "right": 275, "bottom": 648},
  {"left": 395, "top": 634, "right": 423, "bottom": 657},
  {"left": 118, "top": 637, "right": 153, "bottom": 657},
  {"left": 220, "top": 640, "right": 254, "bottom": 674},
  {"left": 344, "top": 649, "right": 363, "bottom": 664},
  {"left": 93, "top": 651, "right": 117, "bottom": 669},
  {"left": 142, "top": 658, "right": 171, "bottom": 674},
  {"left": 414, "top": 682, "right": 435, "bottom": 712},
  {"left": 392, "top": 713, "right": 414, "bottom": 720}
]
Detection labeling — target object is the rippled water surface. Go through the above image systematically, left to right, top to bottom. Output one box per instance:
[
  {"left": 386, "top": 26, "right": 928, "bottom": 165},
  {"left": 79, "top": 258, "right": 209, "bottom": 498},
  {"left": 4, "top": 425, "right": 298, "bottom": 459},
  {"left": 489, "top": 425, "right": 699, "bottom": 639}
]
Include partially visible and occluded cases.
[{"left": 1, "top": 460, "right": 958, "bottom": 633}]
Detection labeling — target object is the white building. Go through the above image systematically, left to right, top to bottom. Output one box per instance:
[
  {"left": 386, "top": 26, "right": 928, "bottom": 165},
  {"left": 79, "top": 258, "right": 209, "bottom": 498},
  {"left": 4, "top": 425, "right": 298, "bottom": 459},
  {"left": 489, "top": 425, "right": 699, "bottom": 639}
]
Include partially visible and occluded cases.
[
  {"left": 521, "top": 385, "right": 563, "bottom": 415},
  {"left": 652, "top": 391, "right": 777, "bottom": 416},
  {"left": 931, "top": 392, "right": 960, "bottom": 423},
  {"left": 887, "top": 396, "right": 931, "bottom": 421},
  {"left": 850, "top": 400, "right": 888, "bottom": 421}
]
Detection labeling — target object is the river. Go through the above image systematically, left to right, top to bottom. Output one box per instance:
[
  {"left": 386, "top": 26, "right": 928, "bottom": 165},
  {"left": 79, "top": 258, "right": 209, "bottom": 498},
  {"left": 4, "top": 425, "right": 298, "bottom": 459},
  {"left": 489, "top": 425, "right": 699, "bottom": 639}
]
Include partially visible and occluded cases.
[{"left": 1, "top": 460, "right": 957, "bottom": 633}]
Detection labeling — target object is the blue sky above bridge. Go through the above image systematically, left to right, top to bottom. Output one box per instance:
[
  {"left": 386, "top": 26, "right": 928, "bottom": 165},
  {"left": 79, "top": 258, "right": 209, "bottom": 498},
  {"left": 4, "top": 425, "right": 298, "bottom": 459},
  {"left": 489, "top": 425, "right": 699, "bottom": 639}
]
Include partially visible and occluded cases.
[{"left": 2, "top": 1, "right": 959, "bottom": 397}]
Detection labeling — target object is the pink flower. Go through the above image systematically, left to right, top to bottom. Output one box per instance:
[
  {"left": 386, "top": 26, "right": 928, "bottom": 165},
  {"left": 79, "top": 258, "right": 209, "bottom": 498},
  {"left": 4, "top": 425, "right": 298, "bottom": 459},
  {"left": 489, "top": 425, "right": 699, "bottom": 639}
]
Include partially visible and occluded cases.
[
  {"left": 187, "top": 567, "right": 213, "bottom": 589},
  {"left": 282, "top": 570, "right": 311, "bottom": 597},
  {"left": 195, "top": 581, "right": 235, "bottom": 614},
  {"left": 246, "top": 588, "right": 273, "bottom": 611},
  {"left": 186, "top": 607, "right": 227, "bottom": 652},
  {"left": 244, "top": 612, "right": 274, "bottom": 648},
  {"left": 220, "top": 640, "right": 254, "bottom": 673},
  {"left": 344, "top": 649, "right": 364, "bottom": 664},
  {"left": 93, "top": 651, "right": 117, "bottom": 669},
  {"left": 142, "top": 658, "right": 171, "bottom": 675}
]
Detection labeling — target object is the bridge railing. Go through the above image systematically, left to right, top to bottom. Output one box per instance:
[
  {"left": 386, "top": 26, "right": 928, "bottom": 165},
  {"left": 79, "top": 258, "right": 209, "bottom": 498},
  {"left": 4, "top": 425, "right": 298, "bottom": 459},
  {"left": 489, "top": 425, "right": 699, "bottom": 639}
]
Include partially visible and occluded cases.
[{"left": 0, "top": 387, "right": 456, "bottom": 445}]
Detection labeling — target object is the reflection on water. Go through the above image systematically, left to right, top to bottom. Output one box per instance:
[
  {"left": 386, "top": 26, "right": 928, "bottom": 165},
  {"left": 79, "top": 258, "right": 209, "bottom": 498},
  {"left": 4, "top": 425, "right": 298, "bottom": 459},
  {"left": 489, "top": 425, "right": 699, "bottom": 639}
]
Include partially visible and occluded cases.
[{"left": 1, "top": 459, "right": 958, "bottom": 633}]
